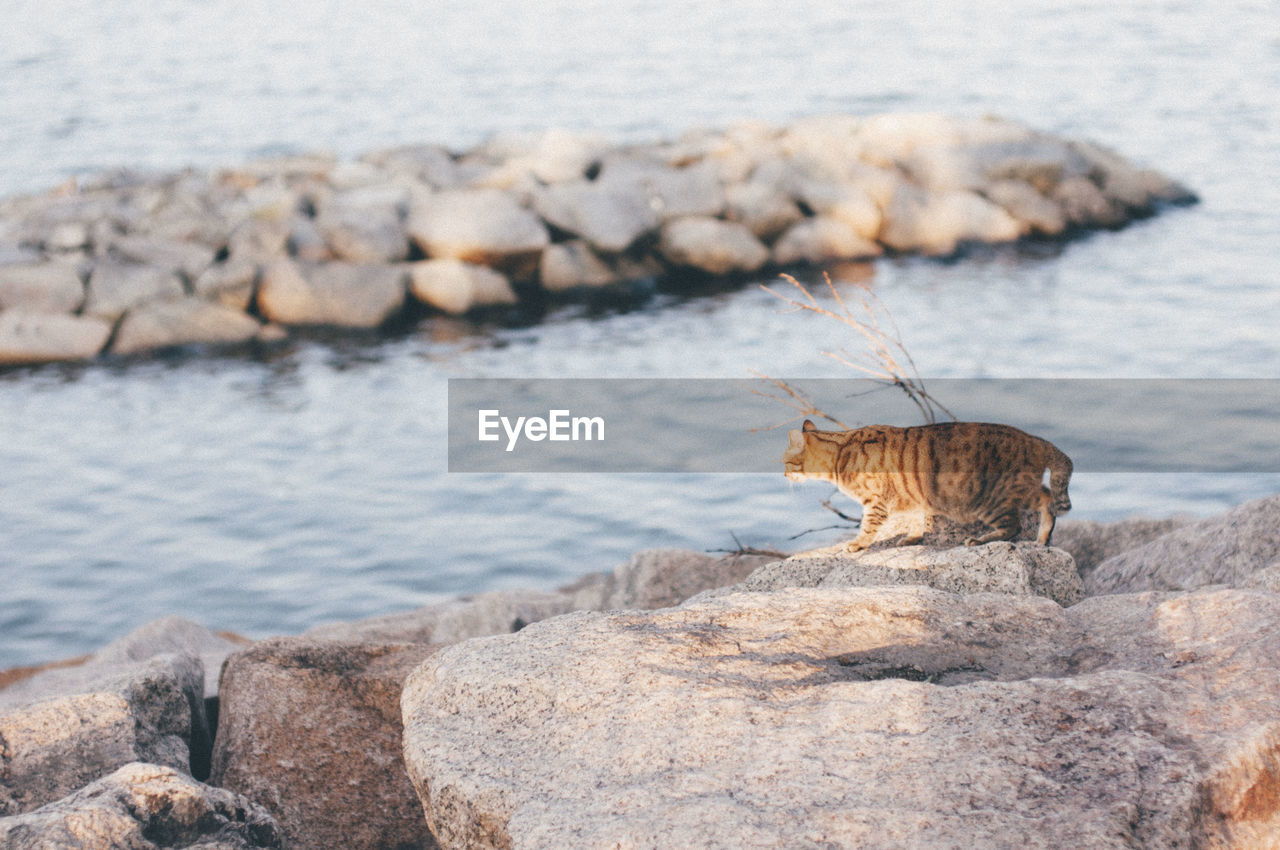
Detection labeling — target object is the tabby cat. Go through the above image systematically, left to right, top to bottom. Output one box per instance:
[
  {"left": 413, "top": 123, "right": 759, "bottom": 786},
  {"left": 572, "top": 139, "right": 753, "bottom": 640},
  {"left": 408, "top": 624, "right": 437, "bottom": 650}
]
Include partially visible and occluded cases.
[{"left": 783, "top": 419, "right": 1073, "bottom": 551}]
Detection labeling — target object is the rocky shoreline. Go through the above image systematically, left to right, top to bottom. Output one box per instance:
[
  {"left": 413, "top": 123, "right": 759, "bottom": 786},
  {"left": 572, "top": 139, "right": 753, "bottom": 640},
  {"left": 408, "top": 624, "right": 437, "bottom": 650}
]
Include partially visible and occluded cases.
[
  {"left": 0, "top": 113, "right": 1195, "bottom": 366},
  {"left": 2, "top": 496, "right": 1278, "bottom": 848}
]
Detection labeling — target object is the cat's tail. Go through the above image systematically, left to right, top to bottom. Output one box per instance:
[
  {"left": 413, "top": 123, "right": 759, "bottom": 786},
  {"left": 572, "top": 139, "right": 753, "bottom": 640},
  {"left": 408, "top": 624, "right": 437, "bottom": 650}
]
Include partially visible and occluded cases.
[{"left": 1045, "top": 443, "right": 1073, "bottom": 514}]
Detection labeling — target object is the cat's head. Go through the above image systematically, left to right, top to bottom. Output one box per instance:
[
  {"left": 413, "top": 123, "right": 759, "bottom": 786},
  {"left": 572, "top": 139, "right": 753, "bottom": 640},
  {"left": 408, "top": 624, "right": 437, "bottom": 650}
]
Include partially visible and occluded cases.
[{"left": 782, "top": 419, "right": 821, "bottom": 481}]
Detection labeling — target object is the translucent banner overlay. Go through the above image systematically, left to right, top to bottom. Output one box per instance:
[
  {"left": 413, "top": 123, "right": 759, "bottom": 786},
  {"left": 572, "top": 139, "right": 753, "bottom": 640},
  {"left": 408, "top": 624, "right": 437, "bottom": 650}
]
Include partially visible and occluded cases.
[{"left": 447, "top": 379, "right": 1280, "bottom": 473}]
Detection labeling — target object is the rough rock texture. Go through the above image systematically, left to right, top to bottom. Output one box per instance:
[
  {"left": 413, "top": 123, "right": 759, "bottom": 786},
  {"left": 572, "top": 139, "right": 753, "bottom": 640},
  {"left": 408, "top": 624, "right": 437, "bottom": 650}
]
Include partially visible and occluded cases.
[
  {"left": 657, "top": 216, "right": 769, "bottom": 275},
  {"left": 256, "top": 259, "right": 406, "bottom": 328},
  {"left": 408, "top": 259, "right": 517, "bottom": 315},
  {"left": 0, "top": 261, "right": 85, "bottom": 313},
  {"left": 109, "top": 297, "right": 264, "bottom": 355},
  {"left": 0, "top": 310, "right": 112, "bottom": 364},
  {"left": 1086, "top": 494, "right": 1280, "bottom": 595},
  {"left": 1050, "top": 516, "right": 1190, "bottom": 582},
  {"left": 738, "top": 541, "right": 1084, "bottom": 606},
  {"left": 564, "top": 549, "right": 776, "bottom": 611},
  {"left": 402, "top": 585, "right": 1280, "bottom": 849},
  {"left": 302, "top": 590, "right": 577, "bottom": 645},
  {"left": 210, "top": 639, "right": 438, "bottom": 850},
  {"left": 0, "top": 648, "right": 205, "bottom": 815},
  {"left": 0, "top": 762, "right": 283, "bottom": 849}
]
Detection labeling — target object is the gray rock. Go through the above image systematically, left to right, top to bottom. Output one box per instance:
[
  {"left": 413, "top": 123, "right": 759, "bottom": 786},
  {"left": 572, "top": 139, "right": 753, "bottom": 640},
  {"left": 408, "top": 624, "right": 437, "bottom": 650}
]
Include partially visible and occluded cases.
[
  {"left": 469, "top": 128, "right": 610, "bottom": 187},
  {"left": 361, "top": 144, "right": 462, "bottom": 189},
  {"left": 600, "top": 159, "right": 726, "bottom": 221},
  {"left": 1052, "top": 175, "right": 1127, "bottom": 228},
  {"left": 984, "top": 178, "right": 1067, "bottom": 236},
  {"left": 531, "top": 180, "right": 660, "bottom": 254},
  {"left": 722, "top": 181, "right": 804, "bottom": 240},
  {"left": 794, "top": 182, "right": 883, "bottom": 240},
  {"left": 880, "top": 185, "right": 1023, "bottom": 255},
  {"left": 406, "top": 189, "right": 548, "bottom": 277},
  {"left": 314, "top": 191, "right": 409, "bottom": 263},
  {"left": 288, "top": 215, "right": 332, "bottom": 262},
  {"left": 225, "top": 216, "right": 292, "bottom": 262},
  {"left": 657, "top": 216, "right": 768, "bottom": 275},
  {"left": 771, "top": 216, "right": 883, "bottom": 265},
  {"left": 110, "top": 234, "right": 217, "bottom": 281},
  {"left": 538, "top": 240, "right": 618, "bottom": 291},
  {"left": 192, "top": 258, "right": 259, "bottom": 311},
  {"left": 257, "top": 259, "right": 406, "bottom": 328},
  {"left": 408, "top": 259, "right": 516, "bottom": 315},
  {"left": 83, "top": 260, "right": 185, "bottom": 321},
  {"left": 0, "top": 261, "right": 85, "bottom": 313},
  {"left": 110, "top": 297, "right": 263, "bottom": 355},
  {"left": 0, "top": 311, "right": 111, "bottom": 365},
  {"left": 1086, "top": 494, "right": 1280, "bottom": 595},
  {"left": 1050, "top": 516, "right": 1190, "bottom": 582},
  {"left": 740, "top": 542, "right": 1083, "bottom": 606},
  {"left": 566, "top": 549, "right": 777, "bottom": 611},
  {"left": 402, "top": 585, "right": 1280, "bottom": 849},
  {"left": 303, "top": 590, "right": 576, "bottom": 645},
  {"left": 89, "top": 615, "right": 250, "bottom": 700},
  {"left": 0, "top": 632, "right": 207, "bottom": 814},
  {"left": 210, "top": 639, "right": 437, "bottom": 850},
  {"left": 0, "top": 762, "right": 283, "bottom": 849}
]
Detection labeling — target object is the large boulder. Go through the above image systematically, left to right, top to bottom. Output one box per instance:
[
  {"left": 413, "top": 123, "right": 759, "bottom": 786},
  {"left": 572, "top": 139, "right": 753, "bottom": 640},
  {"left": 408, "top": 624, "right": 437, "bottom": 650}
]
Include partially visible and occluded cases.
[
  {"left": 531, "top": 180, "right": 660, "bottom": 254},
  {"left": 879, "top": 184, "right": 1024, "bottom": 255},
  {"left": 406, "top": 189, "right": 548, "bottom": 277},
  {"left": 657, "top": 216, "right": 769, "bottom": 275},
  {"left": 771, "top": 216, "right": 882, "bottom": 265},
  {"left": 109, "top": 234, "right": 217, "bottom": 281},
  {"left": 538, "top": 240, "right": 618, "bottom": 291},
  {"left": 192, "top": 257, "right": 259, "bottom": 311},
  {"left": 256, "top": 259, "right": 406, "bottom": 328},
  {"left": 407, "top": 259, "right": 517, "bottom": 315},
  {"left": 0, "top": 261, "right": 85, "bottom": 313},
  {"left": 83, "top": 261, "right": 185, "bottom": 321},
  {"left": 109, "top": 297, "right": 264, "bottom": 355},
  {"left": 0, "top": 310, "right": 111, "bottom": 365},
  {"left": 1085, "top": 495, "right": 1280, "bottom": 595},
  {"left": 1050, "top": 516, "right": 1190, "bottom": 583},
  {"left": 737, "top": 541, "right": 1083, "bottom": 606},
  {"left": 564, "top": 549, "right": 776, "bottom": 611},
  {"left": 402, "top": 585, "right": 1280, "bottom": 849},
  {"left": 302, "top": 590, "right": 576, "bottom": 645},
  {"left": 0, "top": 636, "right": 207, "bottom": 814},
  {"left": 210, "top": 639, "right": 438, "bottom": 850},
  {"left": 0, "top": 762, "right": 282, "bottom": 849}
]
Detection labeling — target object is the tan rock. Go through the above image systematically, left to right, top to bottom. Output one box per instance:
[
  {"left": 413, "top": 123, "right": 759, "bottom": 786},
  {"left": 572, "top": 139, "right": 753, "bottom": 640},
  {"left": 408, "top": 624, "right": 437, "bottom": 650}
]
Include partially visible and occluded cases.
[
  {"left": 1052, "top": 175, "right": 1127, "bottom": 228},
  {"left": 984, "top": 178, "right": 1067, "bottom": 236},
  {"left": 722, "top": 181, "right": 804, "bottom": 240},
  {"left": 880, "top": 185, "right": 1023, "bottom": 255},
  {"left": 657, "top": 216, "right": 768, "bottom": 275},
  {"left": 772, "top": 216, "right": 883, "bottom": 265},
  {"left": 110, "top": 233, "right": 217, "bottom": 280},
  {"left": 538, "top": 240, "right": 618, "bottom": 291},
  {"left": 408, "top": 258, "right": 516, "bottom": 314},
  {"left": 257, "top": 259, "right": 406, "bottom": 327},
  {"left": 0, "top": 261, "right": 85, "bottom": 313},
  {"left": 109, "top": 297, "right": 263, "bottom": 355},
  {"left": 0, "top": 311, "right": 111, "bottom": 365},
  {"left": 566, "top": 549, "right": 776, "bottom": 611},
  {"left": 402, "top": 585, "right": 1280, "bottom": 849},
  {"left": 303, "top": 590, "right": 576, "bottom": 645},
  {"left": 211, "top": 639, "right": 438, "bottom": 850},
  {"left": 0, "top": 762, "right": 282, "bottom": 849}
]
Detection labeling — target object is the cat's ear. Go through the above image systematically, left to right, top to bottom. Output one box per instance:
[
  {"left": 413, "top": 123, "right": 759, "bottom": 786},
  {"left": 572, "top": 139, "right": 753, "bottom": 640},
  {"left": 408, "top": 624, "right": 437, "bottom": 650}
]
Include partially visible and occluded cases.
[{"left": 802, "top": 419, "right": 816, "bottom": 432}]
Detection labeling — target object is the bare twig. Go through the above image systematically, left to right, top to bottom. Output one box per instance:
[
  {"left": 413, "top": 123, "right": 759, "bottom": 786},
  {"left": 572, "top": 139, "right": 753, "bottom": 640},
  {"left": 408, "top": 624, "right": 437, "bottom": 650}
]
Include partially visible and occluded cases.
[
  {"left": 756, "top": 272, "right": 954, "bottom": 426},
  {"left": 820, "top": 497, "right": 861, "bottom": 524},
  {"left": 708, "top": 531, "right": 789, "bottom": 560}
]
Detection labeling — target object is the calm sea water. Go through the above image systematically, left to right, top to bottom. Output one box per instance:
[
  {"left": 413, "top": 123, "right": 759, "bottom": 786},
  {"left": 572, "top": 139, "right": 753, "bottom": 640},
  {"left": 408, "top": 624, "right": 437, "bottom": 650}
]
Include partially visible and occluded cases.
[{"left": 2, "top": 0, "right": 1278, "bottom": 668}]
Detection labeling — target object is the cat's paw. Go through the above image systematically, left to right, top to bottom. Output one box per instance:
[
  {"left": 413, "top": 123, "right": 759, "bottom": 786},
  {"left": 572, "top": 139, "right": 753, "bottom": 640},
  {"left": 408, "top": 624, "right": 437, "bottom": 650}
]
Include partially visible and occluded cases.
[
  {"left": 963, "top": 537, "right": 979, "bottom": 547},
  {"left": 842, "top": 541, "right": 869, "bottom": 553}
]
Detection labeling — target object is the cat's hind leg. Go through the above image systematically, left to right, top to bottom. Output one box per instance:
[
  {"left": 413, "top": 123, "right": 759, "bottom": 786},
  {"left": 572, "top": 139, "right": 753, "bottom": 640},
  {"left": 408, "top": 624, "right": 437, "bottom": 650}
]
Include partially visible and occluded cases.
[
  {"left": 1034, "top": 486, "right": 1056, "bottom": 545},
  {"left": 965, "top": 511, "right": 1021, "bottom": 546},
  {"left": 898, "top": 512, "right": 931, "bottom": 546}
]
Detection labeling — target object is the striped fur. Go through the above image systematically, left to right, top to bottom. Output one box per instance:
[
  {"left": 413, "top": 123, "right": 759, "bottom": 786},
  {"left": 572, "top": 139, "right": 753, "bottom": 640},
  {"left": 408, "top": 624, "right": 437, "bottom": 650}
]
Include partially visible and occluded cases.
[{"left": 783, "top": 419, "right": 1073, "bottom": 550}]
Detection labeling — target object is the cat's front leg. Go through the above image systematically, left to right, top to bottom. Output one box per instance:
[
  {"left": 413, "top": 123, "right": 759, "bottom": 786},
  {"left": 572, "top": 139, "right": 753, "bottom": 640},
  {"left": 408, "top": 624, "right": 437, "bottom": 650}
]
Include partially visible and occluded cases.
[{"left": 844, "top": 501, "right": 889, "bottom": 552}]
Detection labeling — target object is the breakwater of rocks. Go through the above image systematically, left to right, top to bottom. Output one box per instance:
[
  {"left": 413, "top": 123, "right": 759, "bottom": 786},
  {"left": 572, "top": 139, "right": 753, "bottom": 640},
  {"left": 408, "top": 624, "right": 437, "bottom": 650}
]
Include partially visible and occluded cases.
[{"left": 0, "top": 114, "right": 1194, "bottom": 366}]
